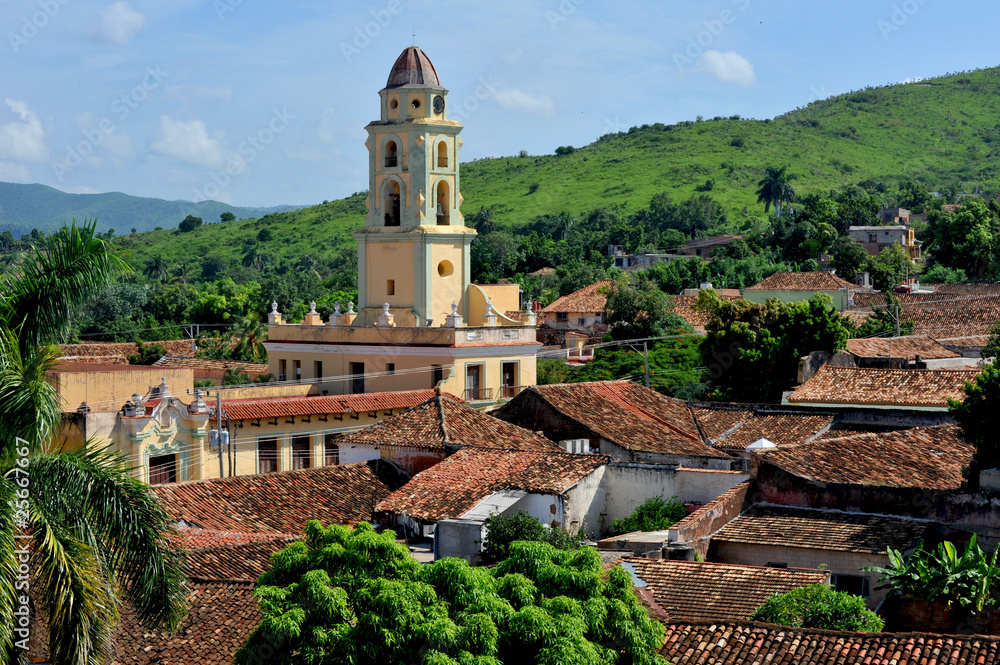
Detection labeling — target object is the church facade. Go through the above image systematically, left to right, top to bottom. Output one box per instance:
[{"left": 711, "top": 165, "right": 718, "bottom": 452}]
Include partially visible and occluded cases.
[{"left": 265, "top": 47, "right": 540, "bottom": 403}]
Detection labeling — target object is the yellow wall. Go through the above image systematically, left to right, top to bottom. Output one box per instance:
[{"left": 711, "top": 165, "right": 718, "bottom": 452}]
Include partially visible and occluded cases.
[
  {"left": 365, "top": 240, "right": 416, "bottom": 308},
  {"left": 432, "top": 241, "right": 468, "bottom": 323},
  {"left": 468, "top": 284, "right": 521, "bottom": 326},
  {"left": 49, "top": 367, "right": 194, "bottom": 412}
]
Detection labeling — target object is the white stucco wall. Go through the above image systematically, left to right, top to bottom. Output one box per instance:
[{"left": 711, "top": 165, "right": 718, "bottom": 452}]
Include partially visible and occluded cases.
[
  {"left": 339, "top": 444, "right": 381, "bottom": 465},
  {"left": 570, "top": 463, "right": 750, "bottom": 537},
  {"left": 507, "top": 492, "right": 563, "bottom": 527}
]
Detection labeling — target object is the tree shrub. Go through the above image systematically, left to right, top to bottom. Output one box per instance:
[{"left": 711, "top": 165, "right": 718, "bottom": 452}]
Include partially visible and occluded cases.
[
  {"left": 126, "top": 341, "right": 168, "bottom": 365},
  {"left": 610, "top": 496, "right": 687, "bottom": 536},
  {"left": 480, "top": 510, "right": 584, "bottom": 564},
  {"left": 235, "top": 522, "right": 667, "bottom": 665},
  {"left": 751, "top": 584, "right": 885, "bottom": 632}
]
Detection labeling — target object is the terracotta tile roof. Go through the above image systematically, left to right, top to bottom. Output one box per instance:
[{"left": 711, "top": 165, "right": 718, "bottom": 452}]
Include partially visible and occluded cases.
[
  {"left": 746, "top": 271, "right": 856, "bottom": 292},
  {"left": 542, "top": 280, "right": 613, "bottom": 313},
  {"left": 928, "top": 282, "right": 1000, "bottom": 295},
  {"left": 849, "top": 293, "right": 1000, "bottom": 338},
  {"left": 671, "top": 294, "right": 742, "bottom": 331},
  {"left": 847, "top": 335, "right": 961, "bottom": 360},
  {"left": 938, "top": 335, "right": 990, "bottom": 347},
  {"left": 58, "top": 339, "right": 196, "bottom": 361},
  {"left": 153, "top": 356, "right": 269, "bottom": 373},
  {"left": 786, "top": 365, "right": 978, "bottom": 408},
  {"left": 524, "top": 381, "right": 728, "bottom": 458},
  {"left": 222, "top": 389, "right": 439, "bottom": 422},
  {"left": 334, "top": 395, "right": 560, "bottom": 452},
  {"left": 689, "top": 407, "right": 754, "bottom": 440},
  {"left": 709, "top": 413, "right": 833, "bottom": 451},
  {"left": 761, "top": 425, "right": 971, "bottom": 490},
  {"left": 377, "top": 448, "right": 608, "bottom": 523},
  {"left": 151, "top": 460, "right": 407, "bottom": 534},
  {"left": 712, "top": 505, "right": 932, "bottom": 554},
  {"left": 170, "top": 527, "right": 295, "bottom": 550},
  {"left": 185, "top": 536, "right": 298, "bottom": 582},
  {"left": 626, "top": 558, "right": 829, "bottom": 622},
  {"left": 111, "top": 580, "right": 259, "bottom": 665},
  {"left": 660, "top": 622, "right": 1000, "bottom": 665}
]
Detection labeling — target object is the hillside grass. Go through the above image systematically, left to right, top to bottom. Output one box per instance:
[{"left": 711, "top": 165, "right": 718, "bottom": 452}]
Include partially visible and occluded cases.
[{"left": 120, "top": 66, "right": 1000, "bottom": 274}]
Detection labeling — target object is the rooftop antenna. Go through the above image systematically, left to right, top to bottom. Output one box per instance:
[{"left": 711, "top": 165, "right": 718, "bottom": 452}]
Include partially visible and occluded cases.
[{"left": 412, "top": 30, "right": 417, "bottom": 45}]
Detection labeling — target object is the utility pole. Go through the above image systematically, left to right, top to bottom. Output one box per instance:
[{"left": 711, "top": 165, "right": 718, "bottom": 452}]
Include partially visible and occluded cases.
[
  {"left": 643, "top": 342, "right": 651, "bottom": 389},
  {"left": 226, "top": 416, "right": 232, "bottom": 477}
]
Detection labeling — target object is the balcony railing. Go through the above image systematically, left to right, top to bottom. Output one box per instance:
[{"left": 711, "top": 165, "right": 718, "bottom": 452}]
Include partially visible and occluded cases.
[{"left": 463, "top": 387, "right": 494, "bottom": 402}]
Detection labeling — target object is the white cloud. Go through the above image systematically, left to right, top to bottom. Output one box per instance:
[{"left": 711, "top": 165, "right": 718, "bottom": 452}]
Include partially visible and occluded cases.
[
  {"left": 100, "top": 1, "right": 146, "bottom": 45},
  {"left": 698, "top": 50, "right": 757, "bottom": 87},
  {"left": 900, "top": 76, "right": 926, "bottom": 84},
  {"left": 492, "top": 88, "right": 557, "bottom": 117},
  {"left": 0, "top": 99, "right": 48, "bottom": 163},
  {"left": 150, "top": 116, "right": 224, "bottom": 167},
  {"left": 0, "top": 161, "right": 32, "bottom": 183}
]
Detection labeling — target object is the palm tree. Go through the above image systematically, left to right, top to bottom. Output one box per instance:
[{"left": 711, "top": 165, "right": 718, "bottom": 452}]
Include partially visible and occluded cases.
[
  {"left": 756, "top": 165, "right": 797, "bottom": 217},
  {"left": 0, "top": 220, "right": 186, "bottom": 663},
  {"left": 241, "top": 243, "right": 270, "bottom": 272},
  {"left": 142, "top": 254, "right": 169, "bottom": 282},
  {"left": 172, "top": 261, "right": 191, "bottom": 284},
  {"left": 232, "top": 315, "right": 267, "bottom": 363}
]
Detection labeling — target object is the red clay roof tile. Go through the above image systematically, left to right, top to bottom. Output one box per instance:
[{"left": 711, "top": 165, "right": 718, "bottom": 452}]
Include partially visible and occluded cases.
[
  {"left": 747, "top": 271, "right": 856, "bottom": 292},
  {"left": 541, "top": 280, "right": 613, "bottom": 314},
  {"left": 786, "top": 366, "right": 978, "bottom": 408},
  {"left": 223, "top": 389, "right": 439, "bottom": 421},
  {"left": 377, "top": 448, "right": 608, "bottom": 523}
]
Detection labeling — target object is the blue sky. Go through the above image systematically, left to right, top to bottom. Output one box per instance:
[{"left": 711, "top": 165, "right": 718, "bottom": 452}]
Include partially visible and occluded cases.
[{"left": 0, "top": 0, "right": 995, "bottom": 207}]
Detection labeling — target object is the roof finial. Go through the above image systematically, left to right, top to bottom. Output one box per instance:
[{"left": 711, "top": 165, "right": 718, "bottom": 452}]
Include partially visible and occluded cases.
[{"left": 412, "top": 30, "right": 416, "bottom": 46}]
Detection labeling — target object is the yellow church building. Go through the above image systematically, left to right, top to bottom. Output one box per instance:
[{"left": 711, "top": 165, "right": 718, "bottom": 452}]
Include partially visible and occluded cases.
[{"left": 265, "top": 46, "right": 540, "bottom": 403}]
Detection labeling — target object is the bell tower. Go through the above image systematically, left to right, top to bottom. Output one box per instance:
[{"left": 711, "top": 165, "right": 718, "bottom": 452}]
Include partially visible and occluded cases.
[{"left": 354, "top": 46, "right": 476, "bottom": 327}]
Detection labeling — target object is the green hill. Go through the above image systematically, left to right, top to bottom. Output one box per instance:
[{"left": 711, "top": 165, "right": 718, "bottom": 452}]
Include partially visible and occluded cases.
[
  {"left": 85, "top": 66, "right": 1000, "bottom": 273},
  {"left": 0, "top": 182, "right": 302, "bottom": 237}
]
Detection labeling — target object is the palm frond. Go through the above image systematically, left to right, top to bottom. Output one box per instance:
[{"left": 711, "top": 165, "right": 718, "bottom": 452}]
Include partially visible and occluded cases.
[
  {"left": 0, "top": 219, "right": 132, "bottom": 353},
  {"left": 0, "top": 329, "right": 63, "bottom": 458},
  {"left": 27, "top": 447, "right": 187, "bottom": 632},
  {"left": 31, "top": 505, "right": 116, "bottom": 665}
]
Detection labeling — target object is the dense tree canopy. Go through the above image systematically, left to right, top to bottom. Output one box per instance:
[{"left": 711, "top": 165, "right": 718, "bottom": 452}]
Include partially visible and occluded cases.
[
  {"left": 697, "top": 291, "right": 851, "bottom": 402},
  {"left": 950, "top": 364, "right": 1000, "bottom": 490},
  {"left": 236, "top": 522, "right": 667, "bottom": 665}
]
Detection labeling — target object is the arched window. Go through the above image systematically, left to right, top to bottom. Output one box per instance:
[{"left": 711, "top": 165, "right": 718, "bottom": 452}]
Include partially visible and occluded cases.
[
  {"left": 384, "top": 140, "right": 398, "bottom": 168},
  {"left": 437, "top": 141, "right": 448, "bottom": 168},
  {"left": 384, "top": 180, "right": 401, "bottom": 227},
  {"left": 436, "top": 180, "right": 450, "bottom": 226}
]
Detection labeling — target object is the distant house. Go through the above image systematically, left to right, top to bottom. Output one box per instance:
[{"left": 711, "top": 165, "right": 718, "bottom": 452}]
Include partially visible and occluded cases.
[
  {"left": 879, "top": 206, "right": 910, "bottom": 224},
  {"left": 847, "top": 224, "right": 920, "bottom": 259},
  {"left": 676, "top": 234, "right": 745, "bottom": 258},
  {"left": 744, "top": 271, "right": 857, "bottom": 310},
  {"left": 540, "top": 280, "right": 612, "bottom": 330},
  {"left": 845, "top": 335, "right": 974, "bottom": 369},
  {"left": 784, "top": 365, "right": 978, "bottom": 412},
  {"left": 494, "top": 381, "right": 735, "bottom": 469},
  {"left": 329, "top": 393, "right": 561, "bottom": 475},
  {"left": 377, "top": 446, "right": 749, "bottom": 558},
  {"left": 708, "top": 504, "right": 934, "bottom": 608},
  {"left": 623, "top": 558, "right": 829, "bottom": 623}
]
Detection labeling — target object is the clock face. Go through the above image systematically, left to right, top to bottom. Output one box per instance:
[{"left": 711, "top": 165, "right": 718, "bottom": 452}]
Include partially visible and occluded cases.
[{"left": 433, "top": 95, "right": 445, "bottom": 114}]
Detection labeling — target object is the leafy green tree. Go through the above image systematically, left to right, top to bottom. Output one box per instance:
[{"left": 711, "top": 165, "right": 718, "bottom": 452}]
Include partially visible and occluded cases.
[
  {"left": 756, "top": 165, "right": 797, "bottom": 217},
  {"left": 925, "top": 199, "right": 1000, "bottom": 279},
  {"left": 220, "top": 211, "right": 236, "bottom": 222},
  {"left": 177, "top": 214, "right": 203, "bottom": 232},
  {"left": 0, "top": 220, "right": 186, "bottom": 663},
  {"left": 471, "top": 231, "right": 523, "bottom": 282},
  {"left": 831, "top": 236, "right": 869, "bottom": 282},
  {"left": 241, "top": 243, "right": 271, "bottom": 272},
  {"left": 867, "top": 243, "right": 914, "bottom": 292},
  {"left": 645, "top": 258, "right": 711, "bottom": 294},
  {"left": 172, "top": 261, "right": 192, "bottom": 285},
  {"left": 921, "top": 264, "right": 967, "bottom": 284},
  {"left": 604, "top": 278, "right": 687, "bottom": 341},
  {"left": 697, "top": 291, "right": 850, "bottom": 402},
  {"left": 572, "top": 338, "right": 705, "bottom": 398},
  {"left": 127, "top": 341, "right": 169, "bottom": 365},
  {"left": 537, "top": 357, "right": 575, "bottom": 385},
  {"left": 949, "top": 364, "right": 1000, "bottom": 489},
  {"left": 610, "top": 496, "right": 688, "bottom": 536},
  {"left": 480, "top": 511, "right": 585, "bottom": 564},
  {"left": 236, "top": 521, "right": 667, "bottom": 665},
  {"left": 750, "top": 585, "right": 884, "bottom": 632}
]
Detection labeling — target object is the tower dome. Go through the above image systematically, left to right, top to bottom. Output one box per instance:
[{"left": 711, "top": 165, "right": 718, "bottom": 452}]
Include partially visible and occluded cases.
[{"left": 385, "top": 46, "right": 442, "bottom": 89}]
